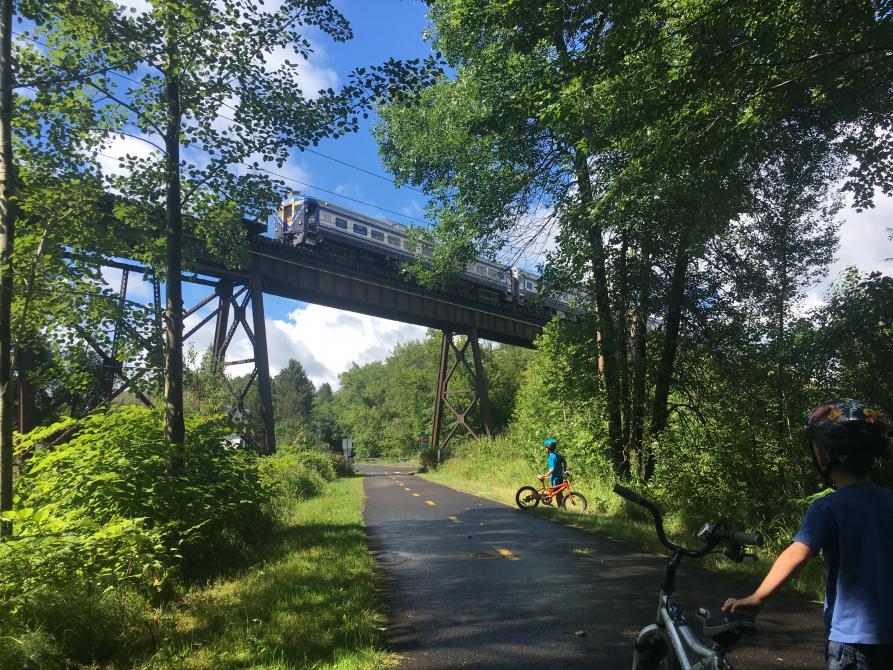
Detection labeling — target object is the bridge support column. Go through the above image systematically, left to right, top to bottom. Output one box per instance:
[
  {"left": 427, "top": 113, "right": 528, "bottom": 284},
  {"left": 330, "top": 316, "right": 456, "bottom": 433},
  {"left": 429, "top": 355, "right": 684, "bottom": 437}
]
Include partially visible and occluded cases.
[
  {"left": 197, "top": 276, "right": 276, "bottom": 454},
  {"left": 249, "top": 278, "right": 276, "bottom": 454},
  {"left": 211, "top": 279, "right": 232, "bottom": 374},
  {"left": 431, "top": 329, "right": 493, "bottom": 464},
  {"left": 16, "top": 347, "right": 36, "bottom": 434}
]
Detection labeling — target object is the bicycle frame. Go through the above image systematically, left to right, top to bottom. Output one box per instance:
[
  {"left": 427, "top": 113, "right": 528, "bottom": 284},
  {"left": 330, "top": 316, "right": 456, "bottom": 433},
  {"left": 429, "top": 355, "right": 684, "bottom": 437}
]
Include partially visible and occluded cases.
[
  {"left": 537, "top": 479, "right": 570, "bottom": 502},
  {"left": 614, "top": 485, "right": 762, "bottom": 670},
  {"left": 633, "top": 591, "right": 730, "bottom": 670}
]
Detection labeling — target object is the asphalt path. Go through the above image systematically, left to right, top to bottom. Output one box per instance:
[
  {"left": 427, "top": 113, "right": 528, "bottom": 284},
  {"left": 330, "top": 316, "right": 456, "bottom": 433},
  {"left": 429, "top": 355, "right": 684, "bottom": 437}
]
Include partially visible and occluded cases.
[{"left": 357, "top": 463, "right": 827, "bottom": 669}]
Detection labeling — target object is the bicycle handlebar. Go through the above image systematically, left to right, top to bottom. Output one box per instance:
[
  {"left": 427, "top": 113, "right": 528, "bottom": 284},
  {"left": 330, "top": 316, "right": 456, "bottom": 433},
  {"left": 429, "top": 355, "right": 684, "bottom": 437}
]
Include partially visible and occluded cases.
[
  {"left": 612, "top": 484, "right": 763, "bottom": 557},
  {"left": 729, "top": 530, "right": 764, "bottom": 547}
]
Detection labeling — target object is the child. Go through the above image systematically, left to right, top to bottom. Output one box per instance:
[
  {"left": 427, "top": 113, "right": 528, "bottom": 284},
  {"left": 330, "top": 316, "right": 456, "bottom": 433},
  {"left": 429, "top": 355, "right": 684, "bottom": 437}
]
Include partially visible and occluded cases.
[
  {"left": 723, "top": 399, "right": 893, "bottom": 669},
  {"left": 538, "top": 438, "right": 565, "bottom": 506}
]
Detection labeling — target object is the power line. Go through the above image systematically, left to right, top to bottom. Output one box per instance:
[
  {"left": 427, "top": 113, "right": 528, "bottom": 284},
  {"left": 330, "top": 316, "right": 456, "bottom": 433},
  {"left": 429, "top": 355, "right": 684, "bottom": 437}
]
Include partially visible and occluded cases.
[
  {"left": 16, "top": 30, "right": 428, "bottom": 196},
  {"left": 20, "top": 83, "right": 429, "bottom": 225},
  {"left": 95, "top": 150, "right": 428, "bottom": 226}
]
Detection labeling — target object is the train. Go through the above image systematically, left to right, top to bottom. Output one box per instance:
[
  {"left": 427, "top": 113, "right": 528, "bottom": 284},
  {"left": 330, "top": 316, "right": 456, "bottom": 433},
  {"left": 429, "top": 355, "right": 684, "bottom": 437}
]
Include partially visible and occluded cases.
[{"left": 274, "top": 192, "right": 572, "bottom": 312}]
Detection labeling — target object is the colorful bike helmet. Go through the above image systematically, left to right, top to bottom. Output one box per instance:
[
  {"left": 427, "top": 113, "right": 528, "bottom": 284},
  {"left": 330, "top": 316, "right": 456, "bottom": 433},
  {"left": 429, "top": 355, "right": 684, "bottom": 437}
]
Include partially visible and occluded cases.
[
  {"left": 805, "top": 399, "right": 892, "bottom": 480},
  {"left": 543, "top": 438, "right": 557, "bottom": 450}
]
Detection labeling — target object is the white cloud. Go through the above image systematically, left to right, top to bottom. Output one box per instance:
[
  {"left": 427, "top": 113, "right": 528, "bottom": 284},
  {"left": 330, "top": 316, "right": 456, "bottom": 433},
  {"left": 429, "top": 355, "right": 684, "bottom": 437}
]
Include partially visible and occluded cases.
[
  {"left": 263, "top": 44, "right": 340, "bottom": 99},
  {"left": 95, "top": 133, "right": 160, "bottom": 179},
  {"left": 805, "top": 193, "right": 893, "bottom": 307},
  {"left": 400, "top": 199, "right": 426, "bottom": 219},
  {"left": 100, "top": 265, "right": 155, "bottom": 302},
  {"left": 181, "top": 294, "right": 427, "bottom": 389},
  {"left": 270, "top": 304, "right": 427, "bottom": 388}
]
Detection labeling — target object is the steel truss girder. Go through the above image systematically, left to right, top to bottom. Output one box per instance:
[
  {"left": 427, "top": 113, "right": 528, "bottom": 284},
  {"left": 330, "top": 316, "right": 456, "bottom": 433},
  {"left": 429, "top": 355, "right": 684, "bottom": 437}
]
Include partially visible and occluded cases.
[
  {"left": 27, "top": 262, "right": 276, "bottom": 455},
  {"left": 202, "top": 277, "right": 275, "bottom": 454},
  {"left": 431, "top": 329, "right": 493, "bottom": 463}
]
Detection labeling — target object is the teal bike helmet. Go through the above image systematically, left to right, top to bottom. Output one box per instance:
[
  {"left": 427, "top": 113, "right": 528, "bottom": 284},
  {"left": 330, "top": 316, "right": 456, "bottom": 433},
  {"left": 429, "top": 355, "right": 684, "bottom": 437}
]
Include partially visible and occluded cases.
[{"left": 543, "top": 438, "right": 557, "bottom": 450}]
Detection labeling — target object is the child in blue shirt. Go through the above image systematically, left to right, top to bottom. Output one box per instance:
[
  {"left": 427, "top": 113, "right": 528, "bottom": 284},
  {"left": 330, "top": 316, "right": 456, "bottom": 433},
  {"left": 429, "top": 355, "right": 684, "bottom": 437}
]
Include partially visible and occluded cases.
[
  {"left": 723, "top": 399, "right": 893, "bottom": 670},
  {"left": 538, "top": 438, "right": 565, "bottom": 505}
]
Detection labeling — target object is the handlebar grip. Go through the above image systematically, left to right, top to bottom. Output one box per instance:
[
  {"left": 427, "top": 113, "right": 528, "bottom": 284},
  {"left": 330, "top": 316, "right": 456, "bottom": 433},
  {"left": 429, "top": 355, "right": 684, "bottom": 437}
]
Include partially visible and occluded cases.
[
  {"left": 613, "top": 484, "right": 648, "bottom": 507},
  {"left": 730, "top": 530, "right": 764, "bottom": 547}
]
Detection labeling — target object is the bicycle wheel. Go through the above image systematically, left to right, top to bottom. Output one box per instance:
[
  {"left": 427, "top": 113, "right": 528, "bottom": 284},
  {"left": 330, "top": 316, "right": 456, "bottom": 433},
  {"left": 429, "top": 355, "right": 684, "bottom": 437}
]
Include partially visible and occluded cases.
[
  {"left": 515, "top": 486, "right": 541, "bottom": 510},
  {"left": 561, "top": 491, "right": 587, "bottom": 512},
  {"left": 634, "top": 635, "right": 675, "bottom": 670}
]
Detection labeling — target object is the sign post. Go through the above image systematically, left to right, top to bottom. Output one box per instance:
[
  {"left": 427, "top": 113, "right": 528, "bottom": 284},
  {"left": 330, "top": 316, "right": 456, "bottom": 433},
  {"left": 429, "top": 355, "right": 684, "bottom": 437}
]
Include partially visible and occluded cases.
[{"left": 341, "top": 437, "right": 353, "bottom": 472}]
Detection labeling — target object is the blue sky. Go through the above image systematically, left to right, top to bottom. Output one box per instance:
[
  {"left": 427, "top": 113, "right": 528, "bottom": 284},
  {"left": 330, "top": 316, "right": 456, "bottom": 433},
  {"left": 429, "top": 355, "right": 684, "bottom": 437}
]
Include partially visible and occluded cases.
[
  {"left": 98, "top": 0, "right": 439, "bottom": 387},
  {"left": 41, "top": 1, "right": 893, "bottom": 387}
]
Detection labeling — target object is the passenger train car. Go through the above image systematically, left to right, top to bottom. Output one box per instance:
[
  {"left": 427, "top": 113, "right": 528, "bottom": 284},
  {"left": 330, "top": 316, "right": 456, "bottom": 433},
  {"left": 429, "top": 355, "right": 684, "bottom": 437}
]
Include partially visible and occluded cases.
[{"left": 275, "top": 192, "right": 571, "bottom": 311}]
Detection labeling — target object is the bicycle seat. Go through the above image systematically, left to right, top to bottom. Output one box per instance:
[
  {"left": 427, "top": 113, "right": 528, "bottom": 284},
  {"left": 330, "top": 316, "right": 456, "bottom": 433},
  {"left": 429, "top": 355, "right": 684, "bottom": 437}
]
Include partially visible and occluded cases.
[{"left": 696, "top": 608, "right": 757, "bottom": 647}]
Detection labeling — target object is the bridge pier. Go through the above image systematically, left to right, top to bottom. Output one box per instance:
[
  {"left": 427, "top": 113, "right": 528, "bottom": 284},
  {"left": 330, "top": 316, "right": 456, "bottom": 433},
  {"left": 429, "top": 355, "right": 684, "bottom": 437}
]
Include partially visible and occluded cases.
[
  {"left": 32, "top": 258, "right": 277, "bottom": 454},
  {"left": 199, "top": 274, "right": 276, "bottom": 454},
  {"left": 431, "top": 328, "right": 493, "bottom": 464}
]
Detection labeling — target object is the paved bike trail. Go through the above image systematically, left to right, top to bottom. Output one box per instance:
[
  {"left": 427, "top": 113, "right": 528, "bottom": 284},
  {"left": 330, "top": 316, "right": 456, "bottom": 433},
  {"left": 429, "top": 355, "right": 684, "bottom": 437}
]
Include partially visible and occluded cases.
[{"left": 359, "top": 464, "right": 826, "bottom": 669}]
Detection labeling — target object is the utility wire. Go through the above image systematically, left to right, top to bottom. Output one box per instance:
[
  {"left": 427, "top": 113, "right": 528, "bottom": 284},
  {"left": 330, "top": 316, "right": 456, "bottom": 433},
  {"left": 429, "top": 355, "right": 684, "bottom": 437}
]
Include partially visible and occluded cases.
[
  {"left": 16, "top": 30, "right": 427, "bottom": 196},
  {"left": 20, "top": 82, "right": 430, "bottom": 226},
  {"left": 96, "top": 150, "right": 428, "bottom": 226}
]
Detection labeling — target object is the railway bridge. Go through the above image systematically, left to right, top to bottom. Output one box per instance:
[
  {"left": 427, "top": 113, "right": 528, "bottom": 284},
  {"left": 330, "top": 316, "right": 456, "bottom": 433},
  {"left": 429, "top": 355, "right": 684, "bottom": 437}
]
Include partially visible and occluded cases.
[{"left": 29, "top": 222, "right": 553, "bottom": 455}]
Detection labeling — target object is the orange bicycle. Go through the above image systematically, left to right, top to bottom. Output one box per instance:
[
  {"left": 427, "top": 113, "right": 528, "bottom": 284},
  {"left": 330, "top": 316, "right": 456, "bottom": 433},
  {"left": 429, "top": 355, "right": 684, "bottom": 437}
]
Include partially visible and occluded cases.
[{"left": 515, "top": 471, "right": 587, "bottom": 512}]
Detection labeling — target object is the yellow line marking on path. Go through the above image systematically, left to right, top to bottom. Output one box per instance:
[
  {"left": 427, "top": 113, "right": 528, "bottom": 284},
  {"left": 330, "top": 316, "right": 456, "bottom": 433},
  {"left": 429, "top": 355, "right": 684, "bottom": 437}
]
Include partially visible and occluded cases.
[
  {"left": 404, "top": 487, "right": 412, "bottom": 492},
  {"left": 412, "top": 493, "right": 421, "bottom": 497},
  {"left": 425, "top": 500, "right": 437, "bottom": 506},
  {"left": 448, "top": 515, "right": 461, "bottom": 523},
  {"left": 496, "top": 548, "right": 519, "bottom": 560}
]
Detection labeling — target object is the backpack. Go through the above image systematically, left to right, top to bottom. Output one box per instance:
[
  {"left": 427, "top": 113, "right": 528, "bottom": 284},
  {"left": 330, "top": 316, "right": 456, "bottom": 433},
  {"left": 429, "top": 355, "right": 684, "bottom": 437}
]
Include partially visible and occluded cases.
[{"left": 556, "top": 452, "right": 568, "bottom": 473}]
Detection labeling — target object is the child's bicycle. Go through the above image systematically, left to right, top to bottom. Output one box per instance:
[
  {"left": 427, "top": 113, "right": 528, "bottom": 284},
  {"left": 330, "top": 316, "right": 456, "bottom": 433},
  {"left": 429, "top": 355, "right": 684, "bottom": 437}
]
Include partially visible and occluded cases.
[
  {"left": 515, "top": 471, "right": 587, "bottom": 512},
  {"left": 613, "top": 484, "right": 764, "bottom": 670}
]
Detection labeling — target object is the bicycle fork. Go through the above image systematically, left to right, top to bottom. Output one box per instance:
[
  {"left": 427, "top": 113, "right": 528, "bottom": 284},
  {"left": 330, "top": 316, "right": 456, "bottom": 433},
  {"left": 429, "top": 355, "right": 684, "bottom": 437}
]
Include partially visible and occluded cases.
[{"left": 631, "top": 555, "right": 730, "bottom": 670}]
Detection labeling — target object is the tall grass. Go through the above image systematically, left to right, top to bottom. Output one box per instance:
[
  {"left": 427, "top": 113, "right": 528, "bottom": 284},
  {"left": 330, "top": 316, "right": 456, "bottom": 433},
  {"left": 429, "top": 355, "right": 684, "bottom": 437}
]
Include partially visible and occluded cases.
[
  {"left": 421, "top": 436, "right": 825, "bottom": 600},
  {"left": 1, "top": 472, "right": 393, "bottom": 669},
  {"left": 135, "top": 476, "right": 394, "bottom": 670}
]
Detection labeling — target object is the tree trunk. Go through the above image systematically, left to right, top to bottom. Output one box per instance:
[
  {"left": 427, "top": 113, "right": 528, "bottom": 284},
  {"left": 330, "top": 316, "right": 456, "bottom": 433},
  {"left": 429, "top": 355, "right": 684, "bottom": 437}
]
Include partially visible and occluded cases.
[
  {"left": 0, "top": 0, "right": 13, "bottom": 537},
  {"left": 163, "top": 24, "right": 185, "bottom": 447},
  {"left": 572, "top": 153, "right": 625, "bottom": 477},
  {"left": 774, "top": 221, "right": 789, "bottom": 488},
  {"left": 650, "top": 233, "right": 689, "bottom": 439},
  {"left": 617, "top": 236, "right": 632, "bottom": 460},
  {"left": 631, "top": 245, "right": 651, "bottom": 480}
]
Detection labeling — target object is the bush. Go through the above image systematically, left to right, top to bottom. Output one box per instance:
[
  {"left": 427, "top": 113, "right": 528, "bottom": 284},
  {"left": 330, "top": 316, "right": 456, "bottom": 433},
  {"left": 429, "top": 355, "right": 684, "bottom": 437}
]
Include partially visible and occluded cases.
[
  {"left": 6, "top": 407, "right": 272, "bottom": 595},
  {"left": 259, "top": 444, "right": 336, "bottom": 506},
  {"left": 420, "top": 445, "right": 439, "bottom": 469},
  {"left": 295, "top": 448, "right": 337, "bottom": 482}
]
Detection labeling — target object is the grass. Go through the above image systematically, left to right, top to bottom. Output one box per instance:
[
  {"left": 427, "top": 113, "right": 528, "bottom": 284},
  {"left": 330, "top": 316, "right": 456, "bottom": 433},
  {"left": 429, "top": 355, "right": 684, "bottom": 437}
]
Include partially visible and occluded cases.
[
  {"left": 420, "top": 448, "right": 825, "bottom": 601},
  {"left": 132, "top": 476, "right": 395, "bottom": 670}
]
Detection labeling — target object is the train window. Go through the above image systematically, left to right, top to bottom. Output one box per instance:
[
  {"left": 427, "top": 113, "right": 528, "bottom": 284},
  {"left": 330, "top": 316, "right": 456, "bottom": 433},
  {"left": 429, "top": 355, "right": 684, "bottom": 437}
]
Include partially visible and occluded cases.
[
  {"left": 335, "top": 218, "right": 348, "bottom": 229},
  {"left": 353, "top": 223, "right": 368, "bottom": 236},
  {"left": 371, "top": 229, "right": 385, "bottom": 241},
  {"left": 387, "top": 235, "right": 402, "bottom": 247},
  {"left": 422, "top": 246, "right": 433, "bottom": 257},
  {"left": 476, "top": 264, "right": 488, "bottom": 275},
  {"left": 487, "top": 267, "right": 498, "bottom": 278},
  {"left": 526, "top": 281, "right": 533, "bottom": 289}
]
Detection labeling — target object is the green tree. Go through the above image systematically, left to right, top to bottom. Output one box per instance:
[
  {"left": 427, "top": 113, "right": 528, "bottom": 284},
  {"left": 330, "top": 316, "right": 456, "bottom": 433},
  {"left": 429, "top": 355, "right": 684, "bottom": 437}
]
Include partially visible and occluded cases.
[
  {"left": 0, "top": 0, "right": 13, "bottom": 535},
  {"left": 26, "top": 0, "right": 436, "bottom": 451},
  {"left": 376, "top": 0, "right": 891, "bottom": 478},
  {"left": 811, "top": 271, "right": 893, "bottom": 410},
  {"left": 272, "top": 359, "right": 315, "bottom": 445},
  {"left": 310, "top": 382, "right": 338, "bottom": 449}
]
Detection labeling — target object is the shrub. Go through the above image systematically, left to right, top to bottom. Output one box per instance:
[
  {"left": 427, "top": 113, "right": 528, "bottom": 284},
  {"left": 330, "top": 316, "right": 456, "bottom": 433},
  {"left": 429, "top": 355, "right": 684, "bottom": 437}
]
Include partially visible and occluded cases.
[
  {"left": 6, "top": 407, "right": 272, "bottom": 595},
  {"left": 259, "top": 444, "right": 334, "bottom": 505},
  {"left": 295, "top": 448, "right": 337, "bottom": 482}
]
